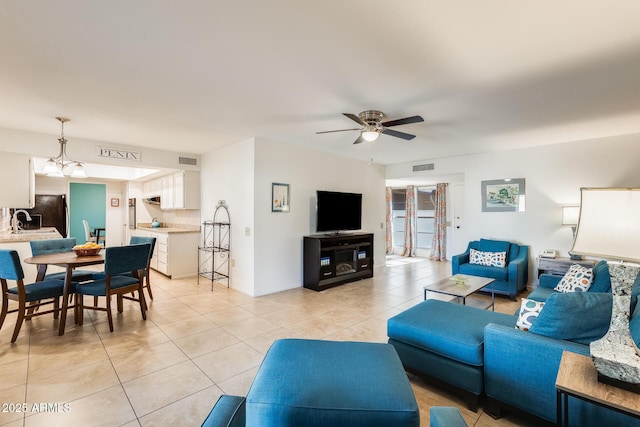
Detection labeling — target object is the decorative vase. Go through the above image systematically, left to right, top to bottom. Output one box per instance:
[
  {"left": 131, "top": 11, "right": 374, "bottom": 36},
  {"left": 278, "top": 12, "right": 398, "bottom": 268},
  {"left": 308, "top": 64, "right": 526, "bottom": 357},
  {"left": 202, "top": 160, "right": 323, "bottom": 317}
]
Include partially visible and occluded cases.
[{"left": 589, "top": 262, "right": 640, "bottom": 392}]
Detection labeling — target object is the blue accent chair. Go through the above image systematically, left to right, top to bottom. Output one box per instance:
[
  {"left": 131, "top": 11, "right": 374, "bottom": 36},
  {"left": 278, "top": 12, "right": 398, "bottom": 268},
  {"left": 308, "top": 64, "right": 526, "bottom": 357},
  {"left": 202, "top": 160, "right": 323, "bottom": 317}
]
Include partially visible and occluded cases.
[
  {"left": 30, "top": 238, "right": 95, "bottom": 282},
  {"left": 452, "top": 239, "right": 529, "bottom": 300},
  {"left": 76, "top": 244, "right": 150, "bottom": 332},
  {"left": 0, "top": 249, "right": 68, "bottom": 342}
]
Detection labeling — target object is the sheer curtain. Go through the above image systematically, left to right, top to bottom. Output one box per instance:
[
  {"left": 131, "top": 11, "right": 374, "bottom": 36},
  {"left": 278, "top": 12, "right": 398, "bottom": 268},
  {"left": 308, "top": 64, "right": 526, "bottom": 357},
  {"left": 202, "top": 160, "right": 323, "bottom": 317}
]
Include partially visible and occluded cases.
[
  {"left": 430, "top": 183, "right": 448, "bottom": 261},
  {"left": 401, "top": 185, "right": 417, "bottom": 257},
  {"left": 385, "top": 187, "right": 393, "bottom": 254}
]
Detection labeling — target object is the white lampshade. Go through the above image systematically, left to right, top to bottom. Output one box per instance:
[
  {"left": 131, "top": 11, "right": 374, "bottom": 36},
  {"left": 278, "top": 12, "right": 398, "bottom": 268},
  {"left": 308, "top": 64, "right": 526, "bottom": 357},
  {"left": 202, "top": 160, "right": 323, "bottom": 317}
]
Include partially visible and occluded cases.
[
  {"left": 361, "top": 130, "right": 379, "bottom": 142},
  {"left": 43, "top": 158, "right": 58, "bottom": 174},
  {"left": 70, "top": 162, "right": 87, "bottom": 178},
  {"left": 571, "top": 188, "right": 640, "bottom": 262},
  {"left": 561, "top": 206, "right": 580, "bottom": 225}
]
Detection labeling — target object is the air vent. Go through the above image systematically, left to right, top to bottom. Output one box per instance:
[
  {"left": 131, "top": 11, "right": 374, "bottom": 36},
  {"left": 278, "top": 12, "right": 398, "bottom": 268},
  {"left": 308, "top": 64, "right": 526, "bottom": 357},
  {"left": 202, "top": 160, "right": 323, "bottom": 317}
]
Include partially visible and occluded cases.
[
  {"left": 179, "top": 156, "right": 198, "bottom": 166},
  {"left": 413, "top": 163, "right": 434, "bottom": 172}
]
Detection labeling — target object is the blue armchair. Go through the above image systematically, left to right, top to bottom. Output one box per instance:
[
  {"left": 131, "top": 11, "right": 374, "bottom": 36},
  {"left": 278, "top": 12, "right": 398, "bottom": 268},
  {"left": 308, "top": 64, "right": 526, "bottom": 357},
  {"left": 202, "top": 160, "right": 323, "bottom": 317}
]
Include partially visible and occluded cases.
[{"left": 452, "top": 239, "right": 529, "bottom": 300}]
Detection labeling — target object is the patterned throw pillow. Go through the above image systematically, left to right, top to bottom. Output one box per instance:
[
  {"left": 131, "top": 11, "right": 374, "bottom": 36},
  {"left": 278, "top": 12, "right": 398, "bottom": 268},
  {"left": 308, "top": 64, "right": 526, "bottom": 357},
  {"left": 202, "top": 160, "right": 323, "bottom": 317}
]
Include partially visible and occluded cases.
[
  {"left": 469, "top": 248, "right": 507, "bottom": 268},
  {"left": 554, "top": 264, "right": 594, "bottom": 293},
  {"left": 516, "top": 299, "right": 545, "bottom": 331}
]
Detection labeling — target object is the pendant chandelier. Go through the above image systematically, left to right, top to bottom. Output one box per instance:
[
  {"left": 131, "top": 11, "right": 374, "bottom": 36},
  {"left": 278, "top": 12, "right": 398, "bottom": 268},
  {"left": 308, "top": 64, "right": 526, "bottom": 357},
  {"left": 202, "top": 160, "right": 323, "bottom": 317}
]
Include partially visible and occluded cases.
[{"left": 42, "top": 117, "right": 87, "bottom": 178}]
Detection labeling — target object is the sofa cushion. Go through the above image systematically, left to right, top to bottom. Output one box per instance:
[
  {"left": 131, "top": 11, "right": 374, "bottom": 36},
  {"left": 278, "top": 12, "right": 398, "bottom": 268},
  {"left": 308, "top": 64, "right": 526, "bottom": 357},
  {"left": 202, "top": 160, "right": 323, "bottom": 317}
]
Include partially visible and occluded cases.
[
  {"left": 478, "top": 239, "right": 511, "bottom": 258},
  {"left": 469, "top": 248, "right": 507, "bottom": 268},
  {"left": 590, "top": 260, "right": 611, "bottom": 293},
  {"left": 458, "top": 263, "right": 508, "bottom": 281},
  {"left": 554, "top": 264, "right": 593, "bottom": 293},
  {"left": 526, "top": 286, "right": 556, "bottom": 302},
  {"left": 529, "top": 292, "right": 612, "bottom": 345},
  {"left": 515, "top": 299, "right": 545, "bottom": 331},
  {"left": 387, "top": 300, "right": 516, "bottom": 367}
]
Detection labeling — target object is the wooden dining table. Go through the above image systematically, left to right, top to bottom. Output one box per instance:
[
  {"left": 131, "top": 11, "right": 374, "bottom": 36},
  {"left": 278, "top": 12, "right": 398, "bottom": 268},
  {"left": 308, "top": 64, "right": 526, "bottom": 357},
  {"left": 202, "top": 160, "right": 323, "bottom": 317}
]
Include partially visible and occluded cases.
[{"left": 24, "top": 251, "right": 104, "bottom": 336}]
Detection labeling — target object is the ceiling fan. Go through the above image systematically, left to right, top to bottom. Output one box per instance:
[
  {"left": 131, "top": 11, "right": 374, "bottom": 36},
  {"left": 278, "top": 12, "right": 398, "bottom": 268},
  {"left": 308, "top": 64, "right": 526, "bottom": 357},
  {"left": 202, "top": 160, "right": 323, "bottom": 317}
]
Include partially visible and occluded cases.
[{"left": 317, "top": 110, "right": 424, "bottom": 144}]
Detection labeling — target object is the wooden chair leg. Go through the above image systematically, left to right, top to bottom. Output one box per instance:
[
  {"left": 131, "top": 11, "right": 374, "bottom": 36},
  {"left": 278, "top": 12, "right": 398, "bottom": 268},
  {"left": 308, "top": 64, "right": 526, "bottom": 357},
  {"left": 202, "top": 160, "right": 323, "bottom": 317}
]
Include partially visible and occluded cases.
[
  {"left": 145, "top": 272, "right": 153, "bottom": 300},
  {"left": 138, "top": 287, "right": 147, "bottom": 321},
  {"left": 117, "top": 294, "right": 124, "bottom": 313},
  {"left": 0, "top": 295, "right": 8, "bottom": 330},
  {"left": 106, "top": 295, "right": 114, "bottom": 332},
  {"left": 53, "top": 297, "right": 60, "bottom": 320},
  {"left": 12, "top": 300, "right": 26, "bottom": 343}
]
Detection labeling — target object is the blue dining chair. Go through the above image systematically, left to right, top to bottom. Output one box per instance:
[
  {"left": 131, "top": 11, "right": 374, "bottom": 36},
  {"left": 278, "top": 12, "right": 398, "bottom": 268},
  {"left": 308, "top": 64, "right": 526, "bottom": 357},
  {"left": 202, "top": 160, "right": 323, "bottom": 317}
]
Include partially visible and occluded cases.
[
  {"left": 129, "top": 236, "right": 156, "bottom": 302},
  {"left": 30, "top": 238, "right": 95, "bottom": 282},
  {"left": 76, "top": 244, "right": 150, "bottom": 332},
  {"left": 0, "top": 249, "right": 69, "bottom": 343}
]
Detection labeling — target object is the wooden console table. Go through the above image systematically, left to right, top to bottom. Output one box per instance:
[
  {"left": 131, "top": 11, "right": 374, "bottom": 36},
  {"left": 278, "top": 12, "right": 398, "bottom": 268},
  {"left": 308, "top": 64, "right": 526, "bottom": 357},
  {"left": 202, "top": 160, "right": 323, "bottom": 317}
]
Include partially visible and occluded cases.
[{"left": 555, "top": 351, "right": 640, "bottom": 427}]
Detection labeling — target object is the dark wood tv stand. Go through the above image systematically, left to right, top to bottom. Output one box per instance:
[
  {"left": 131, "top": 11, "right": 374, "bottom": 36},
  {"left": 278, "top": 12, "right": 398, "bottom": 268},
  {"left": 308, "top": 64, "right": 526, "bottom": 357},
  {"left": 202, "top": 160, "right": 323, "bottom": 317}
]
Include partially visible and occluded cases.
[{"left": 303, "top": 233, "right": 374, "bottom": 291}]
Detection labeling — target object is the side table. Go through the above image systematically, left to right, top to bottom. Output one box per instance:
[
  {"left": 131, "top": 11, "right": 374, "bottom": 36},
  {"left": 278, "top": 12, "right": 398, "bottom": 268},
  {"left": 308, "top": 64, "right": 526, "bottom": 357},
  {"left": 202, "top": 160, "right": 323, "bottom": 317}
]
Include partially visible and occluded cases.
[
  {"left": 537, "top": 257, "right": 595, "bottom": 284},
  {"left": 555, "top": 350, "right": 640, "bottom": 427}
]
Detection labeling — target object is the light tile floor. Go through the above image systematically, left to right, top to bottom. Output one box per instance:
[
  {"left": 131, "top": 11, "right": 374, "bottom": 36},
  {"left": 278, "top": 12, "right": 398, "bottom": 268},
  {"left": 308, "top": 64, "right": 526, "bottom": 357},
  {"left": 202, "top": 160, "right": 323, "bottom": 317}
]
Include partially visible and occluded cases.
[{"left": 0, "top": 256, "right": 548, "bottom": 426}]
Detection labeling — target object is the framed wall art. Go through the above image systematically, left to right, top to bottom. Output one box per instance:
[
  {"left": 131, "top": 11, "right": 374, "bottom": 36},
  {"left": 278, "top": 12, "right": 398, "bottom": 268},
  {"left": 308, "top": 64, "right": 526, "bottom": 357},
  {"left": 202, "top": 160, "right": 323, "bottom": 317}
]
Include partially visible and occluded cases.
[
  {"left": 481, "top": 178, "right": 525, "bottom": 212},
  {"left": 272, "top": 183, "right": 290, "bottom": 212}
]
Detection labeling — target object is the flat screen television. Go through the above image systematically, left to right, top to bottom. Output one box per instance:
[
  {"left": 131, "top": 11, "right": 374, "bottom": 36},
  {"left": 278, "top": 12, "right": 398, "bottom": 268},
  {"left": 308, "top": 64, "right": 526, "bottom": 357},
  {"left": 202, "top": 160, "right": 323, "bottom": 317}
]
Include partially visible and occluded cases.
[{"left": 316, "top": 190, "right": 362, "bottom": 233}]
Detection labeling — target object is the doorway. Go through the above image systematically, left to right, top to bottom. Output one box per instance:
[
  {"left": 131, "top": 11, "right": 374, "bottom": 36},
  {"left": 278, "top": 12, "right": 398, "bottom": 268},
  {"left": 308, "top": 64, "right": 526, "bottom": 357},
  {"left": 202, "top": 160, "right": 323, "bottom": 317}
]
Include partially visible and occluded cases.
[{"left": 69, "top": 183, "right": 106, "bottom": 244}]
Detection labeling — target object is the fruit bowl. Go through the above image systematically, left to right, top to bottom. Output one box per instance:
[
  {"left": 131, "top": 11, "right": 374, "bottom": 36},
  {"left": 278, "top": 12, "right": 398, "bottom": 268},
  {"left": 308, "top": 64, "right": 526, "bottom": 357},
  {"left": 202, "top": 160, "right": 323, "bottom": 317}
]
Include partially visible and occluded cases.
[{"left": 73, "top": 245, "right": 102, "bottom": 256}]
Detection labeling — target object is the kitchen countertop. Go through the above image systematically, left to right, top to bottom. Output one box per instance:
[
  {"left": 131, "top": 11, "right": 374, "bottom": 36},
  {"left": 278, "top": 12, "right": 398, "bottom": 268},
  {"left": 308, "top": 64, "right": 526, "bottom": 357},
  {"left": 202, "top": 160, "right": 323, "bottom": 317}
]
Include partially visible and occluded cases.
[
  {"left": 136, "top": 223, "right": 200, "bottom": 234},
  {"left": 0, "top": 227, "right": 63, "bottom": 243}
]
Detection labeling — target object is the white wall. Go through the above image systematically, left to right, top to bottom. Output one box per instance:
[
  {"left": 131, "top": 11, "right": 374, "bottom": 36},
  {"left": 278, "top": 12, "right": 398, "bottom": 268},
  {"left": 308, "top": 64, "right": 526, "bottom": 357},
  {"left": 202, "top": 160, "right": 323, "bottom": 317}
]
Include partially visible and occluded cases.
[
  {"left": 386, "top": 132, "right": 640, "bottom": 282},
  {"left": 200, "top": 138, "right": 386, "bottom": 297},
  {"left": 201, "top": 138, "right": 256, "bottom": 295},
  {"left": 253, "top": 138, "right": 386, "bottom": 296}
]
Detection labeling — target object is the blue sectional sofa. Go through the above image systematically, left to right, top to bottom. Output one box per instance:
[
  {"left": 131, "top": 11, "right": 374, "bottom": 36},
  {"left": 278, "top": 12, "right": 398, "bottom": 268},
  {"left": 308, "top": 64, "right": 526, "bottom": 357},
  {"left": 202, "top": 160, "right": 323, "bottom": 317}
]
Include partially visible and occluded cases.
[
  {"left": 452, "top": 239, "right": 529, "bottom": 300},
  {"left": 388, "top": 261, "right": 640, "bottom": 426}
]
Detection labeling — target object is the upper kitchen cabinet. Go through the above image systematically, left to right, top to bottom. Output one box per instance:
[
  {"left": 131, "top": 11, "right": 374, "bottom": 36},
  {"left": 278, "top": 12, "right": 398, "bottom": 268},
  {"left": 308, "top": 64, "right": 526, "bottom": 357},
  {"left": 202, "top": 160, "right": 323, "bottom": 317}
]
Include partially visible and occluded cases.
[
  {"left": 0, "top": 152, "right": 35, "bottom": 208},
  {"left": 142, "top": 170, "right": 200, "bottom": 210},
  {"left": 172, "top": 170, "right": 200, "bottom": 209}
]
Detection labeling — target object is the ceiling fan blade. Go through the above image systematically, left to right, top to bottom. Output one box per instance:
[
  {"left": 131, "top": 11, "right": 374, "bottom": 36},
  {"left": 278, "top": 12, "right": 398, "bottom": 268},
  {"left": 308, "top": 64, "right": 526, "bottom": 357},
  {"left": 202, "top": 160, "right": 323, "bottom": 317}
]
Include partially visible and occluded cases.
[
  {"left": 343, "top": 113, "right": 366, "bottom": 126},
  {"left": 381, "top": 115, "right": 424, "bottom": 127},
  {"left": 316, "top": 128, "right": 361, "bottom": 134},
  {"left": 381, "top": 128, "right": 416, "bottom": 140},
  {"left": 353, "top": 135, "right": 364, "bottom": 144}
]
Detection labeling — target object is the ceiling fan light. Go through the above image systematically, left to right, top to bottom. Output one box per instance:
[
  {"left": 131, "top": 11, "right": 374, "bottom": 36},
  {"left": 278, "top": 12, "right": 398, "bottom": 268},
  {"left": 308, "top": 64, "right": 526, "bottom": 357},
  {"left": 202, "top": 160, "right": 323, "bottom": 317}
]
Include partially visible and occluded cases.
[{"left": 362, "top": 130, "right": 379, "bottom": 142}]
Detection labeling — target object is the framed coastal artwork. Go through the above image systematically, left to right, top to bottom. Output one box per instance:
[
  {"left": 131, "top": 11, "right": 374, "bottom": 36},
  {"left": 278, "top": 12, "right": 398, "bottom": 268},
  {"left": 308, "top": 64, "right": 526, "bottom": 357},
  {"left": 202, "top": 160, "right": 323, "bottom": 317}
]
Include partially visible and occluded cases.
[
  {"left": 481, "top": 178, "right": 525, "bottom": 212},
  {"left": 272, "top": 183, "right": 290, "bottom": 212}
]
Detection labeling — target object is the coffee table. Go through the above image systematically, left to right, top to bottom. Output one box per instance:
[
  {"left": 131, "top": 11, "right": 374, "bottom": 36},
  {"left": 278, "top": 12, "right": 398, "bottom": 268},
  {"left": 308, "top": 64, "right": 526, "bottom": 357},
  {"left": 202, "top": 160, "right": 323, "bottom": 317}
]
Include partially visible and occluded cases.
[{"left": 423, "top": 274, "right": 495, "bottom": 311}]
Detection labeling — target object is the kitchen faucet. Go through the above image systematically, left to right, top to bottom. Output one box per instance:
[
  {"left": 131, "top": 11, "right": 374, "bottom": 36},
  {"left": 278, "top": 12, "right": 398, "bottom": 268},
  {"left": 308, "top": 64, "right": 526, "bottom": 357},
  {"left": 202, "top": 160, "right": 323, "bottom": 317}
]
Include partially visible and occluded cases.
[{"left": 12, "top": 209, "right": 32, "bottom": 233}]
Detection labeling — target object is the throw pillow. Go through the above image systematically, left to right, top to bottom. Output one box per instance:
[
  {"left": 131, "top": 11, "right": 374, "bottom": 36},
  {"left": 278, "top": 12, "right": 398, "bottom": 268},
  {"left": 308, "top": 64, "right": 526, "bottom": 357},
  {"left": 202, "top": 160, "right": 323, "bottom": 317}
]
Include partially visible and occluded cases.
[
  {"left": 469, "top": 248, "right": 507, "bottom": 268},
  {"left": 554, "top": 264, "right": 594, "bottom": 293},
  {"left": 529, "top": 292, "right": 612, "bottom": 344},
  {"left": 515, "top": 298, "right": 545, "bottom": 331}
]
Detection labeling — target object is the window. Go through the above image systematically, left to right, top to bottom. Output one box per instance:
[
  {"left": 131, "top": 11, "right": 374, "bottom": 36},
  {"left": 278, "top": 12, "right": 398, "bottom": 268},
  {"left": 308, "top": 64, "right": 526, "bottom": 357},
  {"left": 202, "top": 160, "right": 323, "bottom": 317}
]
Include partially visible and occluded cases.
[{"left": 391, "top": 186, "right": 436, "bottom": 250}]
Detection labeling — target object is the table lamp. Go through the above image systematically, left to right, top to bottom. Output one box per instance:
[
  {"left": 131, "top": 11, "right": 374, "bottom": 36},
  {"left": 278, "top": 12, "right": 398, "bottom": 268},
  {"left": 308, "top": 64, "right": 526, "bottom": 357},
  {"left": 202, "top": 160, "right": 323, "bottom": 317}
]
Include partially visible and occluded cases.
[
  {"left": 571, "top": 187, "right": 640, "bottom": 392},
  {"left": 562, "top": 205, "right": 581, "bottom": 259}
]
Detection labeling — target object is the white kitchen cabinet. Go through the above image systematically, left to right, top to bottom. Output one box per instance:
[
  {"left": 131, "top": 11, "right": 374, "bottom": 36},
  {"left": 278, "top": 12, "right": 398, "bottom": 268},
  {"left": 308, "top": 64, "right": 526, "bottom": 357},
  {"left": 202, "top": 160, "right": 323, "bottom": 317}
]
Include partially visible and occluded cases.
[
  {"left": 0, "top": 152, "right": 35, "bottom": 208},
  {"left": 160, "top": 170, "right": 200, "bottom": 210},
  {"left": 143, "top": 178, "right": 162, "bottom": 198},
  {"left": 131, "top": 228, "right": 199, "bottom": 279}
]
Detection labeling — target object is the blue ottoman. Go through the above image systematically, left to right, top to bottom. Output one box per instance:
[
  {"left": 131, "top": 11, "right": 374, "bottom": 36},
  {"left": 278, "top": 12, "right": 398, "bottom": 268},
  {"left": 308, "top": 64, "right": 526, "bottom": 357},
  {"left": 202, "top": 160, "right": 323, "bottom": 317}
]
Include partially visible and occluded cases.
[
  {"left": 387, "top": 300, "right": 515, "bottom": 410},
  {"left": 245, "top": 339, "right": 420, "bottom": 427}
]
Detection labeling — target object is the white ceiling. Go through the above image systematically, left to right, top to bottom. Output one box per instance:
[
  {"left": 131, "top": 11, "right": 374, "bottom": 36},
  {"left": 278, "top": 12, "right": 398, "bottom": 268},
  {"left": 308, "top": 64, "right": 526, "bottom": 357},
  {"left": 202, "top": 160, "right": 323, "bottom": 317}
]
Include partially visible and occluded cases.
[{"left": 1, "top": 1, "right": 640, "bottom": 166}]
